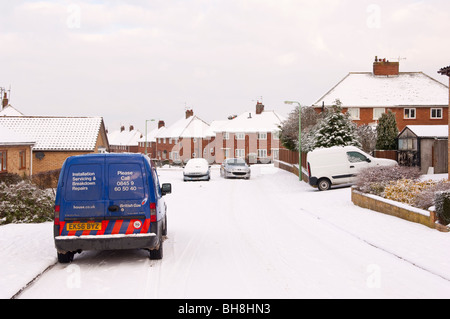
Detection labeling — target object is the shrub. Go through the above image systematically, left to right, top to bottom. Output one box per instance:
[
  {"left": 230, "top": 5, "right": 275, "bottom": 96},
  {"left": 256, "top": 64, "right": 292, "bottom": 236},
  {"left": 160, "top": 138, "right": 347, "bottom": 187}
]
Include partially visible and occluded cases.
[
  {"left": 355, "top": 165, "right": 421, "bottom": 195},
  {"left": 32, "top": 169, "right": 61, "bottom": 189},
  {"left": 383, "top": 179, "right": 436, "bottom": 206},
  {"left": 0, "top": 180, "right": 55, "bottom": 225},
  {"left": 413, "top": 180, "right": 450, "bottom": 210},
  {"left": 434, "top": 191, "right": 450, "bottom": 225}
]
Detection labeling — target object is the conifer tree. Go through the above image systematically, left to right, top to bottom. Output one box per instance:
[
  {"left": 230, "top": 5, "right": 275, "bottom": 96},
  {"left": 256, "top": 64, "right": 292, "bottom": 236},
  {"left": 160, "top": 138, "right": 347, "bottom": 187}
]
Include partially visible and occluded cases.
[
  {"left": 308, "top": 99, "right": 361, "bottom": 151},
  {"left": 375, "top": 110, "right": 398, "bottom": 150}
]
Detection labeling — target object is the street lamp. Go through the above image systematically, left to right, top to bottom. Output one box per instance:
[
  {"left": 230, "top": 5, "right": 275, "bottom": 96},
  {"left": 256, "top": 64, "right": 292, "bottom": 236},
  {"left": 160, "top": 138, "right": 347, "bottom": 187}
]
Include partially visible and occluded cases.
[
  {"left": 284, "top": 101, "right": 302, "bottom": 181},
  {"left": 145, "top": 119, "right": 156, "bottom": 156}
]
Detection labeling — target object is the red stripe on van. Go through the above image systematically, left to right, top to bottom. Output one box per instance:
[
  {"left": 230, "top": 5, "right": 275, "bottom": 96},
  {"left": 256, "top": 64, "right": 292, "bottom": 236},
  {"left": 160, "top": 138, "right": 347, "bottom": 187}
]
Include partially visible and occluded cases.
[
  {"left": 141, "top": 219, "right": 150, "bottom": 234},
  {"left": 111, "top": 220, "right": 123, "bottom": 235},
  {"left": 125, "top": 220, "right": 135, "bottom": 235}
]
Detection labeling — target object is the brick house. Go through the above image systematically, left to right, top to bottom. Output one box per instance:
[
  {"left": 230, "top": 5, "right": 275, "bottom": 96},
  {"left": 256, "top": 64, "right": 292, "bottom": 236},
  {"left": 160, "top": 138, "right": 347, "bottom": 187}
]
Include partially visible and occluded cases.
[
  {"left": 313, "top": 57, "right": 449, "bottom": 131},
  {"left": 437, "top": 65, "right": 450, "bottom": 179},
  {"left": 212, "top": 102, "right": 285, "bottom": 164},
  {"left": 154, "top": 110, "right": 213, "bottom": 164},
  {"left": 0, "top": 116, "right": 109, "bottom": 176},
  {"left": 137, "top": 120, "right": 166, "bottom": 159},
  {"left": 0, "top": 124, "right": 35, "bottom": 177},
  {"left": 108, "top": 124, "right": 143, "bottom": 153}
]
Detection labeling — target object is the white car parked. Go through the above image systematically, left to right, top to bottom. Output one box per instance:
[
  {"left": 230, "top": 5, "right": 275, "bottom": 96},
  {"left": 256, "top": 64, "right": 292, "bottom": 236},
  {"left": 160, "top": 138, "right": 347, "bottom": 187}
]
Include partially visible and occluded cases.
[
  {"left": 307, "top": 146, "right": 397, "bottom": 191},
  {"left": 183, "top": 158, "right": 211, "bottom": 181}
]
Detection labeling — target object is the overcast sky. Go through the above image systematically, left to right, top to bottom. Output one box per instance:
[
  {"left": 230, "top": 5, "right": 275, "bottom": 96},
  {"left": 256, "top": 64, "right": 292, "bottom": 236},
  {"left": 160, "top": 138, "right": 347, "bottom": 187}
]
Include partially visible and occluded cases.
[{"left": 1, "top": 0, "right": 449, "bottom": 132}]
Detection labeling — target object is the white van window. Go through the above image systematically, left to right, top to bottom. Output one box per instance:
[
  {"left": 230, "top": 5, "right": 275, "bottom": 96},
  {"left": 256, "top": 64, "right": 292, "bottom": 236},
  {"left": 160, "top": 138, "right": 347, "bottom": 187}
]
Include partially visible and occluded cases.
[{"left": 347, "top": 151, "right": 368, "bottom": 163}]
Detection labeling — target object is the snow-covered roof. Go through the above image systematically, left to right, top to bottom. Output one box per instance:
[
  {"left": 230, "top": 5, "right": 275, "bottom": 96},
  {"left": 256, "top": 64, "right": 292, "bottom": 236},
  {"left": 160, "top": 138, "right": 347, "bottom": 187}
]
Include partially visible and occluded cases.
[
  {"left": 313, "top": 72, "right": 449, "bottom": 108},
  {"left": 0, "top": 105, "right": 24, "bottom": 117},
  {"left": 212, "top": 110, "right": 285, "bottom": 133},
  {"left": 158, "top": 115, "right": 211, "bottom": 139},
  {"left": 0, "top": 117, "right": 104, "bottom": 151},
  {"left": 0, "top": 123, "right": 35, "bottom": 146},
  {"left": 401, "top": 125, "right": 448, "bottom": 138},
  {"left": 138, "top": 126, "right": 167, "bottom": 143},
  {"left": 108, "top": 127, "right": 143, "bottom": 146}
]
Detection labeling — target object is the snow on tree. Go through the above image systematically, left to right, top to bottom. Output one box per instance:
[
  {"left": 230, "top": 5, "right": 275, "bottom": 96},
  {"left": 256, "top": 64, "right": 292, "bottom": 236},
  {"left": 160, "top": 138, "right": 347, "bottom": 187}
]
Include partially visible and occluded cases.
[
  {"left": 305, "top": 99, "right": 361, "bottom": 152},
  {"left": 279, "top": 106, "right": 324, "bottom": 152},
  {"left": 375, "top": 110, "right": 398, "bottom": 150}
]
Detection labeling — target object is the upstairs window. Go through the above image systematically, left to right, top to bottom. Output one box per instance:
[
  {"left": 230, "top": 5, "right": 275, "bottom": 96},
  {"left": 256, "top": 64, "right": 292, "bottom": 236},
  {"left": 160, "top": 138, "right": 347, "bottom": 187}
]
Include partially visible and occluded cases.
[
  {"left": 404, "top": 108, "right": 416, "bottom": 119},
  {"left": 431, "top": 108, "right": 443, "bottom": 119},
  {"left": 0, "top": 151, "right": 6, "bottom": 172}
]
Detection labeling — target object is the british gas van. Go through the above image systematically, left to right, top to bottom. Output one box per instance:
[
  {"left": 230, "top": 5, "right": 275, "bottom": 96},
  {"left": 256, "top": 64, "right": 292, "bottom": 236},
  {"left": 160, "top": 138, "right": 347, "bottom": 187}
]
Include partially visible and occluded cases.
[
  {"left": 307, "top": 146, "right": 397, "bottom": 191},
  {"left": 54, "top": 154, "right": 171, "bottom": 263}
]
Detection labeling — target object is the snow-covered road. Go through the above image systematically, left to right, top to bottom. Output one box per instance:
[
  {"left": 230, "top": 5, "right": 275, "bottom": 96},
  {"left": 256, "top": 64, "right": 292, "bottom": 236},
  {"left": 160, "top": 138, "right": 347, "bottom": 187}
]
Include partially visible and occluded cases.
[{"left": 3, "top": 165, "right": 450, "bottom": 299}]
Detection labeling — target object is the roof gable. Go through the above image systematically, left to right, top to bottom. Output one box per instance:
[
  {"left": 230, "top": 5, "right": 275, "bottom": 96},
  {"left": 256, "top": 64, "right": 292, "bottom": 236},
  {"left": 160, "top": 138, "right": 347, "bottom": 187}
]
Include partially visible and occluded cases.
[{"left": 0, "top": 117, "right": 103, "bottom": 151}]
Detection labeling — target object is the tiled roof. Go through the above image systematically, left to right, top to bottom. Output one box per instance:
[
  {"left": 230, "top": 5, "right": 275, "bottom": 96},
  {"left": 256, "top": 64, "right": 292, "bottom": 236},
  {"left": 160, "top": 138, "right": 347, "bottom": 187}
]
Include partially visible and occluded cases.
[
  {"left": 313, "top": 72, "right": 449, "bottom": 108},
  {"left": 0, "top": 117, "right": 103, "bottom": 151}
]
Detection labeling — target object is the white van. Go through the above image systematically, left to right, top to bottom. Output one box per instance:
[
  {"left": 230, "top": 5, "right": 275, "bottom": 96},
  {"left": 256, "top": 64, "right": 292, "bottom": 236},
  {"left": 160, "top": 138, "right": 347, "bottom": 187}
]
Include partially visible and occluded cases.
[{"left": 307, "top": 146, "right": 397, "bottom": 191}]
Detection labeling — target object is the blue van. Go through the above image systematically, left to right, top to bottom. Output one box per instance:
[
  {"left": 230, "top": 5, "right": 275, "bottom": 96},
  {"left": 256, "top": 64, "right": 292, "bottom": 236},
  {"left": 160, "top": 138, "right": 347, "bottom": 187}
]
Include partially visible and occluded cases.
[{"left": 54, "top": 154, "right": 172, "bottom": 263}]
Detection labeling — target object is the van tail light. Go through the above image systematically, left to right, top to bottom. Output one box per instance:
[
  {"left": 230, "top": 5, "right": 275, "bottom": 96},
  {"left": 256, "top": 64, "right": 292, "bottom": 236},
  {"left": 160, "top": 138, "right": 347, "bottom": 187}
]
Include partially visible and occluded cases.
[
  {"left": 307, "top": 163, "right": 311, "bottom": 177},
  {"left": 150, "top": 202, "right": 157, "bottom": 222},
  {"left": 54, "top": 205, "right": 60, "bottom": 225}
]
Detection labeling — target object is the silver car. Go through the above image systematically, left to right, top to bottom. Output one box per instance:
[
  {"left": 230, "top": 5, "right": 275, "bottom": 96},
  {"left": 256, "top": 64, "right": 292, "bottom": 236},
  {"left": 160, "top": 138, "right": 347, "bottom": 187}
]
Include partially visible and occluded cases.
[{"left": 220, "top": 158, "right": 251, "bottom": 179}]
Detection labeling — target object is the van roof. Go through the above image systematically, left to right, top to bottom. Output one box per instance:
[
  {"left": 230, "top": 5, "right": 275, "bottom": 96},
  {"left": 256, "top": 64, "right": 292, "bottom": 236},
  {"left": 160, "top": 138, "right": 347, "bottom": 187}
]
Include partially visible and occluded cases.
[{"left": 309, "top": 146, "right": 361, "bottom": 154}]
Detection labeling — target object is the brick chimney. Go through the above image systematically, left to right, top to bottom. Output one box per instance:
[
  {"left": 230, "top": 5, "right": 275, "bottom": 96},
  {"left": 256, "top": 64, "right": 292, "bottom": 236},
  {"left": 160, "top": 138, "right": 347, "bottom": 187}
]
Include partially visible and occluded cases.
[
  {"left": 373, "top": 56, "right": 399, "bottom": 76},
  {"left": 2, "top": 92, "right": 8, "bottom": 109},
  {"left": 256, "top": 102, "right": 264, "bottom": 115},
  {"left": 186, "top": 109, "right": 194, "bottom": 119},
  {"left": 158, "top": 120, "right": 165, "bottom": 129},
  {"left": 120, "top": 125, "right": 125, "bottom": 132},
  {"left": 129, "top": 125, "right": 134, "bottom": 131}
]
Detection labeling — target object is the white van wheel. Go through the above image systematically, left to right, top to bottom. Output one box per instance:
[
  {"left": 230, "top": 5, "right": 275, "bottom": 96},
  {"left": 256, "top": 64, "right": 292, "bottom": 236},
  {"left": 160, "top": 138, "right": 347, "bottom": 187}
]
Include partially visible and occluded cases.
[{"left": 318, "top": 178, "right": 331, "bottom": 191}]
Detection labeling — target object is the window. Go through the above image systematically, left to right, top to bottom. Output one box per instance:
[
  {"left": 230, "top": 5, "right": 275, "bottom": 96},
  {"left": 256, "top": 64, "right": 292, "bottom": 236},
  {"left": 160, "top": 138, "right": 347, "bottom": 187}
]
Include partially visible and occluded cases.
[
  {"left": 347, "top": 108, "right": 360, "bottom": 120},
  {"left": 373, "top": 108, "right": 385, "bottom": 120},
  {"left": 404, "top": 108, "right": 416, "bottom": 119},
  {"left": 431, "top": 108, "right": 443, "bottom": 119},
  {"left": 272, "top": 131, "right": 280, "bottom": 140},
  {"left": 223, "top": 132, "right": 229, "bottom": 140},
  {"left": 257, "top": 132, "right": 267, "bottom": 140},
  {"left": 235, "top": 133, "right": 245, "bottom": 140},
  {"left": 398, "top": 138, "right": 417, "bottom": 151},
  {"left": 223, "top": 148, "right": 230, "bottom": 158},
  {"left": 235, "top": 149, "right": 245, "bottom": 158},
  {"left": 258, "top": 149, "right": 267, "bottom": 158},
  {"left": 19, "top": 150, "right": 26, "bottom": 170},
  {"left": 0, "top": 151, "right": 6, "bottom": 172},
  {"left": 346, "top": 151, "right": 369, "bottom": 163}
]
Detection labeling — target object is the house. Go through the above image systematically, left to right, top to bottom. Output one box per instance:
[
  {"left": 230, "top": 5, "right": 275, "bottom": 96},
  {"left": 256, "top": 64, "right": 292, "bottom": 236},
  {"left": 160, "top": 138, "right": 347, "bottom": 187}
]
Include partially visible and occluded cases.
[
  {"left": 313, "top": 57, "right": 449, "bottom": 131},
  {"left": 438, "top": 65, "right": 450, "bottom": 179},
  {"left": 212, "top": 102, "right": 285, "bottom": 164},
  {"left": 155, "top": 110, "right": 213, "bottom": 164},
  {"left": 0, "top": 116, "right": 109, "bottom": 175},
  {"left": 137, "top": 120, "right": 167, "bottom": 158},
  {"left": 0, "top": 124, "right": 35, "bottom": 177},
  {"left": 107, "top": 124, "right": 143, "bottom": 153},
  {"left": 397, "top": 125, "right": 448, "bottom": 174}
]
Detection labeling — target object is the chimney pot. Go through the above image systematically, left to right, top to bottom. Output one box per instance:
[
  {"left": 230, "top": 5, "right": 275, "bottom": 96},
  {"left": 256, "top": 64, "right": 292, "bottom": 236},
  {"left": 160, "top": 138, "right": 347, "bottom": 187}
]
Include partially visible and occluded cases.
[
  {"left": 2, "top": 92, "right": 8, "bottom": 108},
  {"left": 158, "top": 120, "right": 165, "bottom": 129}
]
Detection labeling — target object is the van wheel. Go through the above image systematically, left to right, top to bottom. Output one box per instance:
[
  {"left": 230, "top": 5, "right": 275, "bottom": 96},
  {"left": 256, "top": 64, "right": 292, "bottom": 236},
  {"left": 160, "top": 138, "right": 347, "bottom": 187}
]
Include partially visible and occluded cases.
[
  {"left": 318, "top": 178, "right": 331, "bottom": 191},
  {"left": 162, "top": 214, "right": 167, "bottom": 236},
  {"left": 149, "top": 234, "right": 164, "bottom": 260},
  {"left": 57, "top": 251, "right": 74, "bottom": 263}
]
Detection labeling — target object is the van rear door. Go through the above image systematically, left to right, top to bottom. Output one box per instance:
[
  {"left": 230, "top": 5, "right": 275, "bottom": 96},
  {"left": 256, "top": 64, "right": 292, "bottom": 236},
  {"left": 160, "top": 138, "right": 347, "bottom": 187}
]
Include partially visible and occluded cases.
[
  {"left": 62, "top": 156, "right": 106, "bottom": 221},
  {"left": 106, "top": 158, "right": 149, "bottom": 221}
]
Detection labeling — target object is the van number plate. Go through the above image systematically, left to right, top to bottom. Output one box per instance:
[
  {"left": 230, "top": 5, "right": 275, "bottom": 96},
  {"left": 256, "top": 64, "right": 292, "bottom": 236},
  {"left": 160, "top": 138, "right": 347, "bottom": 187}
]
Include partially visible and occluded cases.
[{"left": 66, "top": 223, "right": 102, "bottom": 231}]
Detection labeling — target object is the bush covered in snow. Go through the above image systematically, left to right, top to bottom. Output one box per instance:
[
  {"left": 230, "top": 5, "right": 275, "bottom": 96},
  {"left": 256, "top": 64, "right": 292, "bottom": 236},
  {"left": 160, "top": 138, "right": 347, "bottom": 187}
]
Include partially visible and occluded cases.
[
  {"left": 355, "top": 165, "right": 421, "bottom": 196},
  {"left": 383, "top": 179, "right": 437, "bottom": 206},
  {"left": 0, "top": 180, "right": 55, "bottom": 225},
  {"left": 434, "top": 191, "right": 450, "bottom": 225}
]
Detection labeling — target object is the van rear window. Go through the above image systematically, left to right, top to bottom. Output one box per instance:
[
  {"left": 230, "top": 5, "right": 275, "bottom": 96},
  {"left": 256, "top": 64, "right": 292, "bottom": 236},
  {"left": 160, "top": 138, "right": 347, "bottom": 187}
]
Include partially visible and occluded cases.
[
  {"left": 65, "top": 164, "right": 102, "bottom": 201},
  {"left": 108, "top": 164, "right": 145, "bottom": 200}
]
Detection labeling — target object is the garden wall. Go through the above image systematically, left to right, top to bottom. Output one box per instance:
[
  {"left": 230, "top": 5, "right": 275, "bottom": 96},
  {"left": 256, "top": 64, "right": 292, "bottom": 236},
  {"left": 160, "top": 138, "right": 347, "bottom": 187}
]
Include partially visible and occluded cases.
[{"left": 351, "top": 187, "right": 449, "bottom": 232}]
